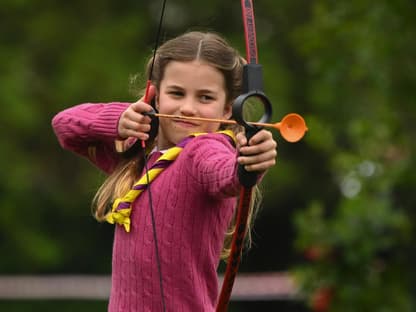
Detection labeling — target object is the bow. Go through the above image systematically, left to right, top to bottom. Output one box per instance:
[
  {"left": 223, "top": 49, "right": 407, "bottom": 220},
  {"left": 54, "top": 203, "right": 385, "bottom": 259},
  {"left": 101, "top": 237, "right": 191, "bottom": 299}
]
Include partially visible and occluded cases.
[{"left": 215, "top": 0, "right": 271, "bottom": 310}]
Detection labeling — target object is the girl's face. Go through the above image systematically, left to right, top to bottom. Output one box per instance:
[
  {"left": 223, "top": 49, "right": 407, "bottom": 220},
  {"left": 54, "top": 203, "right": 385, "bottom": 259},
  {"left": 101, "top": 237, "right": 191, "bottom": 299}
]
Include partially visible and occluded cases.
[{"left": 156, "top": 60, "right": 232, "bottom": 150}]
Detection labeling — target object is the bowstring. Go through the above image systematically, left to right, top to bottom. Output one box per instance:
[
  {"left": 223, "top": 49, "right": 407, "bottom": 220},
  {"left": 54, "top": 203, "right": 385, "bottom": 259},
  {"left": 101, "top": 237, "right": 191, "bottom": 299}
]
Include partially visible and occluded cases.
[
  {"left": 142, "top": 0, "right": 167, "bottom": 311},
  {"left": 143, "top": 154, "right": 166, "bottom": 311}
]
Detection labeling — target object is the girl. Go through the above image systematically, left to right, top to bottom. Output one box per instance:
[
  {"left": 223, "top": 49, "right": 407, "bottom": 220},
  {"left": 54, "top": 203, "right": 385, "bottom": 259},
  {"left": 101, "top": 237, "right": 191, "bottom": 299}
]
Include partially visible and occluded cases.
[{"left": 52, "top": 31, "right": 277, "bottom": 311}]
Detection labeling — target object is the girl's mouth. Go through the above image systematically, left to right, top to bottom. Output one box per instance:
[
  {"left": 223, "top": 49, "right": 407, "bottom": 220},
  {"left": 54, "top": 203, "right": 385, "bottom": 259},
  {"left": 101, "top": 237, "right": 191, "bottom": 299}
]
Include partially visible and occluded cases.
[{"left": 173, "top": 119, "right": 199, "bottom": 128}]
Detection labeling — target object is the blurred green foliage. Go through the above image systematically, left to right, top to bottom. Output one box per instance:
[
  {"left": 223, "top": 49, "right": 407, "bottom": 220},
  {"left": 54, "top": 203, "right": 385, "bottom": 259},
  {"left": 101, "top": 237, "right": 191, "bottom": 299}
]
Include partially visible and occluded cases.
[
  {"left": 1, "top": 0, "right": 415, "bottom": 311},
  {"left": 289, "top": 1, "right": 416, "bottom": 311}
]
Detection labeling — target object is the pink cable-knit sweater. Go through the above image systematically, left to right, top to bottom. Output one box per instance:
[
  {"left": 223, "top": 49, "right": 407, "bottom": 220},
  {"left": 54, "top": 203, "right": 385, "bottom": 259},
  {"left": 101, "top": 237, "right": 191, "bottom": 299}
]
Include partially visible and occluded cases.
[{"left": 52, "top": 102, "right": 241, "bottom": 311}]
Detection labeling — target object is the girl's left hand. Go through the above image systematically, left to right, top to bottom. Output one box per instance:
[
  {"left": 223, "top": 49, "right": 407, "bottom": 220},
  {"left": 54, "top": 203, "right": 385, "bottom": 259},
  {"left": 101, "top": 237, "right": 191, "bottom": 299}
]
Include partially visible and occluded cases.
[{"left": 236, "top": 129, "right": 277, "bottom": 172}]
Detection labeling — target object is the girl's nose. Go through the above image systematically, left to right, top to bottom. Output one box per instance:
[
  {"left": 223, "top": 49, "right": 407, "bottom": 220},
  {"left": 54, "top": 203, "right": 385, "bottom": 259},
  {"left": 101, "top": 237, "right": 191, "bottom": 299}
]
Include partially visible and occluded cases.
[{"left": 179, "top": 97, "right": 196, "bottom": 116}]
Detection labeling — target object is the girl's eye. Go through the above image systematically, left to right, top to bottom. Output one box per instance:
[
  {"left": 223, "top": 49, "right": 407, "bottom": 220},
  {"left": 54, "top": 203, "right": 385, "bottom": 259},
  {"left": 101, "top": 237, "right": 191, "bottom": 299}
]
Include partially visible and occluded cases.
[
  {"left": 169, "top": 90, "right": 184, "bottom": 98},
  {"left": 200, "top": 94, "right": 214, "bottom": 102}
]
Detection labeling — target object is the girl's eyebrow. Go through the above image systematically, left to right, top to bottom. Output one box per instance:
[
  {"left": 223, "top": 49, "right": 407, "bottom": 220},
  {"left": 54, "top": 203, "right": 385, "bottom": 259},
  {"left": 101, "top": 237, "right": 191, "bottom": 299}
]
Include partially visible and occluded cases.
[
  {"left": 165, "top": 84, "right": 183, "bottom": 89},
  {"left": 166, "top": 84, "right": 218, "bottom": 94},
  {"left": 197, "top": 88, "right": 217, "bottom": 94}
]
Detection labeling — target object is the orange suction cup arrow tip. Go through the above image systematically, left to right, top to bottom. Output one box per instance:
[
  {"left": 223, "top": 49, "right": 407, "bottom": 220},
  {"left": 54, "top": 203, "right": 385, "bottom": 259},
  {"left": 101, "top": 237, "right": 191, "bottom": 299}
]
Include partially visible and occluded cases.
[{"left": 279, "top": 113, "right": 308, "bottom": 143}]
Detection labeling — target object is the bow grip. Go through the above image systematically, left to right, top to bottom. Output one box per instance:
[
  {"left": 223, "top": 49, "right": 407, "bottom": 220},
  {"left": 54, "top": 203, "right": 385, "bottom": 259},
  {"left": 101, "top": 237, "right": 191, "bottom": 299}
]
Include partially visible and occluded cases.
[{"left": 237, "top": 125, "right": 261, "bottom": 187}]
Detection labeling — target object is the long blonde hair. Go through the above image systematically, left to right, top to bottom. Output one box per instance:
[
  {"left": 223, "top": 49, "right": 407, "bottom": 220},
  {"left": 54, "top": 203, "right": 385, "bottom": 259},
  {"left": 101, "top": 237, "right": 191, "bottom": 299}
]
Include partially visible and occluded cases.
[{"left": 92, "top": 31, "right": 262, "bottom": 259}]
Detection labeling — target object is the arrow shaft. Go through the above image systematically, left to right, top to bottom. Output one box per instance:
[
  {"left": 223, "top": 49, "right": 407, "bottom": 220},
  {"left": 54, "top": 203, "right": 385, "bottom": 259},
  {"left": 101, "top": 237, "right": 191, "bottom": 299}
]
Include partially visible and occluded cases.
[{"left": 149, "top": 113, "right": 281, "bottom": 129}]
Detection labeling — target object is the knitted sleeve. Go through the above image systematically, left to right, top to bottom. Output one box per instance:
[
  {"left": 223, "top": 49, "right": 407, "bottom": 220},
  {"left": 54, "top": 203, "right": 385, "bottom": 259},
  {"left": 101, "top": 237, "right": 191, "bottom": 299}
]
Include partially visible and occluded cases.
[
  {"left": 51, "top": 102, "right": 129, "bottom": 174},
  {"left": 183, "top": 133, "right": 240, "bottom": 198}
]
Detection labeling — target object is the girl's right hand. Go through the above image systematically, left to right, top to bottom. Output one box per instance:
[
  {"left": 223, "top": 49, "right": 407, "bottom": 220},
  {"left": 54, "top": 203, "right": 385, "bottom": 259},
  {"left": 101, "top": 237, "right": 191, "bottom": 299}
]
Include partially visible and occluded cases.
[{"left": 117, "top": 86, "right": 156, "bottom": 141}]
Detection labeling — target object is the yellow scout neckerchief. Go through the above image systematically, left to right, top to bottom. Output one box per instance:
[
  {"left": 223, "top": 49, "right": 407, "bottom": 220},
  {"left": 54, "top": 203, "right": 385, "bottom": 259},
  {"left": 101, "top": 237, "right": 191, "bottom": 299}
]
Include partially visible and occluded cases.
[{"left": 106, "top": 130, "right": 236, "bottom": 232}]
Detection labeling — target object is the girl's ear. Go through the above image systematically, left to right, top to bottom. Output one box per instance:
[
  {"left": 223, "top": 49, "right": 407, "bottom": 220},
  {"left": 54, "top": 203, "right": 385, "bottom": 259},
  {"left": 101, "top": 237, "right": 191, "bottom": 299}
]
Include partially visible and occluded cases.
[
  {"left": 154, "top": 89, "right": 160, "bottom": 110},
  {"left": 155, "top": 95, "right": 160, "bottom": 110},
  {"left": 223, "top": 102, "right": 233, "bottom": 119}
]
